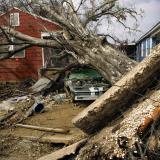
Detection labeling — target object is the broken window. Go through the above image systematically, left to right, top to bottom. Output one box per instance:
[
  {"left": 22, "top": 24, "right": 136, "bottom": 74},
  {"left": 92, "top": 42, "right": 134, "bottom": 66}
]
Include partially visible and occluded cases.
[
  {"left": 10, "top": 12, "right": 20, "bottom": 26},
  {"left": 0, "top": 33, "right": 10, "bottom": 58},
  {"left": 0, "top": 35, "right": 25, "bottom": 59},
  {"left": 42, "top": 35, "right": 76, "bottom": 68},
  {"left": 9, "top": 38, "right": 25, "bottom": 58},
  {"left": 43, "top": 47, "right": 74, "bottom": 68}
]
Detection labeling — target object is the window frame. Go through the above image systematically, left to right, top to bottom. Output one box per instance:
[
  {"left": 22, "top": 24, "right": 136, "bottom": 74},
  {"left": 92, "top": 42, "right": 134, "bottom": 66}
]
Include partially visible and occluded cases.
[
  {"left": 10, "top": 12, "right": 20, "bottom": 27},
  {"left": 9, "top": 38, "right": 25, "bottom": 59}
]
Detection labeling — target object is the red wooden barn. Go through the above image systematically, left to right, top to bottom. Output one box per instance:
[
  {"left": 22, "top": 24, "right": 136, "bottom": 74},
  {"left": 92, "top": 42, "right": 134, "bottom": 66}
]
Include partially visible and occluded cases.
[{"left": 0, "top": 7, "right": 61, "bottom": 82}]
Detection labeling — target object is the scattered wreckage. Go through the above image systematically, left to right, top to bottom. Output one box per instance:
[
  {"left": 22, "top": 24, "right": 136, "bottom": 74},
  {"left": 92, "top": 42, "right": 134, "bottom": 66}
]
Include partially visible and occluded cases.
[
  {"left": 0, "top": 45, "right": 160, "bottom": 160},
  {"left": 64, "top": 67, "right": 111, "bottom": 101}
]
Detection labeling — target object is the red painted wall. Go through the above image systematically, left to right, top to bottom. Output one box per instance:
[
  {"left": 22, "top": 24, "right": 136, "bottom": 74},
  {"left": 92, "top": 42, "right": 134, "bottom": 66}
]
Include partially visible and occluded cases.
[{"left": 0, "top": 8, "right": 60, "bottom": 82}]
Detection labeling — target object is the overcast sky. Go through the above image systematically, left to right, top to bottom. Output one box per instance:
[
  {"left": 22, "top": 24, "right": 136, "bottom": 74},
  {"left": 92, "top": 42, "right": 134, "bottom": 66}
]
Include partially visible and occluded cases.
[{"left": 98, "top": 0, "right": 160, "bottom": 42}]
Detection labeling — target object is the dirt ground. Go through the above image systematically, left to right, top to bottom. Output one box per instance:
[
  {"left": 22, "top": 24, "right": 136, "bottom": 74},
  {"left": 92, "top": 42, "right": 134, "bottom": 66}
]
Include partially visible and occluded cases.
[{"left": 0, "top": 99, "right": 87, "bottom": 160}]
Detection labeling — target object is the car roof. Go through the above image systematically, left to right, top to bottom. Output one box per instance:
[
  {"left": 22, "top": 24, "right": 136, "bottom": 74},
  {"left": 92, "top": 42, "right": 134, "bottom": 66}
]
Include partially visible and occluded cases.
[{"left": 68, "top": 68, "right": 102, "bottom": 80}]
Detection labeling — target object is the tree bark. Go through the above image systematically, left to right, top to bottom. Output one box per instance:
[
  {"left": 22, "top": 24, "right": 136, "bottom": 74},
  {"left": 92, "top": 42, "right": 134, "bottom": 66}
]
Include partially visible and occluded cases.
[
  {"left": 1, "top": 27, "right": 136, "bottom": 84},
  {"left": 70, "top": 39, "right": 136, "bottom": 83},
  {"left": 73, "top": 44, "right": 160, "bottom": 134},
  {"left": 76, "top": 84, "right": 160, "bottom": 159}
]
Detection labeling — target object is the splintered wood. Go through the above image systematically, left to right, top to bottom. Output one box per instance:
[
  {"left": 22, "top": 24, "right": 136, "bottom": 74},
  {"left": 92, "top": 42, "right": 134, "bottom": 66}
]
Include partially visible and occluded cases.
[
  {"left": 77, "top": 88, "right": 160, "bottom": 159},
  {"left": 138, "top": 107, "right": 160, "bottom": 137}
]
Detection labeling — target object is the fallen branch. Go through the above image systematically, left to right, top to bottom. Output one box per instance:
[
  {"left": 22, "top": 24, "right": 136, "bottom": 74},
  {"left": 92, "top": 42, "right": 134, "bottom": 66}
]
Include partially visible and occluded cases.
[{"left": 16, "top": 124, "right": 69, "bottom": 134}]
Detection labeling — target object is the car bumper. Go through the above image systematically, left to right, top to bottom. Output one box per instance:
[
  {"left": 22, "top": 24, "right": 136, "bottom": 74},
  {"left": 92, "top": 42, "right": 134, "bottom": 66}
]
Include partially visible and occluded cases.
[{"left": 74, "top": 94, "right": 102, "bottom": 101}]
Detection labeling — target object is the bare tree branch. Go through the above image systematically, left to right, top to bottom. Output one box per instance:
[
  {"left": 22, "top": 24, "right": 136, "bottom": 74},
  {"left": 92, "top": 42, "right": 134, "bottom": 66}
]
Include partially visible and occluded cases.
[{"left": 1, "top": 26, "right": 63, "bottom": 48}]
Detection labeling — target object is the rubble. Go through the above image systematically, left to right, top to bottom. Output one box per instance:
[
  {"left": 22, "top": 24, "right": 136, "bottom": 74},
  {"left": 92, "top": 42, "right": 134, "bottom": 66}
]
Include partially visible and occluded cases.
[
  {"left": 0, "top": 45, "right": 160, "bottom": 160},
  {"left": 31, "top": 77, "right": 52, "bottom": 93},
  {"left": 0, "top": 83, "right": 29, "bottom": 101},
  {"left": 0, "top": 91, "right": 85, "bottom": 159},
  {"left": 0, "top": 96, "right": 35, "bottom": 128},
  {"left": 0, "top": 96, "right": 31, "bottom": 112}
]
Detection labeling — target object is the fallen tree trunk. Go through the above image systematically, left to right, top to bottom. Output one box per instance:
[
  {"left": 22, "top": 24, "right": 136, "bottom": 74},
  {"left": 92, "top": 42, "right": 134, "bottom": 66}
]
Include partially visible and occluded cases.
[
  {"left": 1, "top": 26, "right": 136, "bottom": 84},
  {"left": 73, "top": 44, "right": 160, "bottom": 134},
  {"left": 76, "top": 86, "right": 160, "bottom": 159},
  {"left": 16, "top": 124, "right": 69, "bottom": 134}
]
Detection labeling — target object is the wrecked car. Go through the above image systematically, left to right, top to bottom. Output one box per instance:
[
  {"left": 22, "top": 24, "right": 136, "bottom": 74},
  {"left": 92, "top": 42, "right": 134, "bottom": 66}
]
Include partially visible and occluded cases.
[{"left": 64, "top": 67, "right": 111, "bottom": 101}]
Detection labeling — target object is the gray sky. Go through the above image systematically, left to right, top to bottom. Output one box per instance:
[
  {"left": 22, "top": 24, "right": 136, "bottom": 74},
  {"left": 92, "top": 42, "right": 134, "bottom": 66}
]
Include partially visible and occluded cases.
[
  {"left": 98, "top": 0, "right": 160, "bottom": 42},
  {"left": 132, "top": 0, "right": 160, "bottom": 40}
]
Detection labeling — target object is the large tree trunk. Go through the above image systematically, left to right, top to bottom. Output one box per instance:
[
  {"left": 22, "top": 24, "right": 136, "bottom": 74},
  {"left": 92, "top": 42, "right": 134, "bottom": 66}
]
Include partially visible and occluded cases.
[
  {"left": 2, "top": 26, "right": 136, "bottom": 84},
  {"left": 70, "top": 38, "right": 136, "bottom": 83},
  {"left": 73, "top": 44, "right": 160, "bottom": 134},
  {"left": 76, "top": 86, "right": 160, "bottom": 159}
]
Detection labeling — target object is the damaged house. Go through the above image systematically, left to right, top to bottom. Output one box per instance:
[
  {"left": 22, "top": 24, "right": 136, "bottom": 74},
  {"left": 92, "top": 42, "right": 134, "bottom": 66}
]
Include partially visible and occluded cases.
[
  {"left": 0, "top": 7, "right": 64, "bottom": 82},
  {"left": 136, "top": 21, "right": 160, "bottom": 61},
  {"left": 119, "top": 22, "right": 160, "bottom": 62}
]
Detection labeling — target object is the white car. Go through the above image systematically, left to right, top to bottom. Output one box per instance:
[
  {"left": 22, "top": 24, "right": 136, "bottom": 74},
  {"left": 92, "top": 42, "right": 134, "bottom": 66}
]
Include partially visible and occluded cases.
[{"left": 64, "top": 67, "right": 111, "bottom": 101}]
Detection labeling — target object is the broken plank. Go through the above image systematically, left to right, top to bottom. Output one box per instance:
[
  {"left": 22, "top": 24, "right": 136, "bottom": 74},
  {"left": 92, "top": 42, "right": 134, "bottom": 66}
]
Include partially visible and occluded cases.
[
  {"left": 15, "top": 123, "right": 69, "bottom": 134},
  {"left": 38, "top": 139, "right": 87, "bottom": 160}
]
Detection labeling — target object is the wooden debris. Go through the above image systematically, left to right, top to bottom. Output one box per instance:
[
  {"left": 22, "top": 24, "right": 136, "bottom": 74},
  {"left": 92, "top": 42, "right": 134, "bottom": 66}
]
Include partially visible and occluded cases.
[
  {"left": 73, "top": 45, "right": 160, "bottom": 134},
  {"left": 77, "top": 89, "right": 160, "bottom": 159},
  {"left": 138, "top": 107, "right": 160, "bottom": 137},
  {"left": 0, "top": 110, "right": 17, "bottom": 124},
  {"left": 16, "top": 124, "right": 70, "bottom": 134},
  {"left": 20, "top": 135, "right": 77, "bottom": 145},
  {"left": 38, "top": 139, "right": 87, "bottom": 160}
]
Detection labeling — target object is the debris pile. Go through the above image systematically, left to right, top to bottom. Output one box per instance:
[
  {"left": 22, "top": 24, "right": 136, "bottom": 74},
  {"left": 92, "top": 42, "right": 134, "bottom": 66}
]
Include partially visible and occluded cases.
[
  {"left": 0, "top": 45, "right": 160, "bottom": 160},
  {"left": 0, "top": 88, "right": 86, "bottom": 159},
  {"left": 0, "top": 96, "right": 35, "bottom": 128}
]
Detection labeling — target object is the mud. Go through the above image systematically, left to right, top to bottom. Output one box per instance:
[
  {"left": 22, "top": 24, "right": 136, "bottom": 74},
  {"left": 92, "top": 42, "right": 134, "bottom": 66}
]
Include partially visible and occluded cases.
[{"left": 0, "top": 100, "right": 86, "bottom": 160}]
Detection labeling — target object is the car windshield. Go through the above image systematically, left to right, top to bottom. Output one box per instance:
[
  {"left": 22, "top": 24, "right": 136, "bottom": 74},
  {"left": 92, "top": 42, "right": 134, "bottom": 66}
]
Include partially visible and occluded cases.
[{"left": 68, "top": 68, "right": 102, "bottom": 80}]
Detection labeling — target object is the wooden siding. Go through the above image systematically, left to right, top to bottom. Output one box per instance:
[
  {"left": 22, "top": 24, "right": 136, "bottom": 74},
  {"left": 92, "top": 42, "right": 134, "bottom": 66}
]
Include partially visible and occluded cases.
[{"left": 0, "top": 8, "right": 61, "bottom": 82}]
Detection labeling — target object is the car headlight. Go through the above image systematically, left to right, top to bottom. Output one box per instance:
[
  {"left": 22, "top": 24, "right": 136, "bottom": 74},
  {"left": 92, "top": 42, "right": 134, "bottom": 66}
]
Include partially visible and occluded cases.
[{"left": 76, "top": 81, "right": 81, "bottom": 86}]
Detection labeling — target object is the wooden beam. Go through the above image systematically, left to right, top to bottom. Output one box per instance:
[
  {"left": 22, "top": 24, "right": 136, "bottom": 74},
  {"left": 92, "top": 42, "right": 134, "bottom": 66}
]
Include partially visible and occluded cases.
[{"left": 16, "top": 124, "right": 69, "bottom": 134}]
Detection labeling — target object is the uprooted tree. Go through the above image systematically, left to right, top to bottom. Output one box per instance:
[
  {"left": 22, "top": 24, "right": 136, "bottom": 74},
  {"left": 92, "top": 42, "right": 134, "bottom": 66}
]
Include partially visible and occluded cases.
[
  {"left": 0, "top": 0, "right": 140, "bottom": 84},
  {"left": 2, "top": 1, "right": 160, "bottom": 159}
]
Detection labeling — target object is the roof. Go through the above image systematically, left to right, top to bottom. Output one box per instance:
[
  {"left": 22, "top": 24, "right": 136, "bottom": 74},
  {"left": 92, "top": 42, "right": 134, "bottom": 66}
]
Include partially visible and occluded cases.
[
  {"left": 0, "top": 7, "right": 60, "bottom": 26},
  {"left": 137, "top": 21, "right": 160, "bottom": 43}
]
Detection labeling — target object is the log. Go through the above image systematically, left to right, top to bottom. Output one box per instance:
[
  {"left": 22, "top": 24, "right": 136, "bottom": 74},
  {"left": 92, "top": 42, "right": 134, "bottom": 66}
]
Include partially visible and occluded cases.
[
  {"left": 73, "top": 44, "right": 160, "bottom": 134},
  {"left": 77, "top": 87, "right": 160, "bottom": 159},
  {"left": 15, "top": 124, "right": 69, "bottom": 134},
  {"left": 19, "top": 135, "right": 78, "bottom": 145},
  {"left": 38, "top": 139, "right": 87, "bottom": 160}
]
